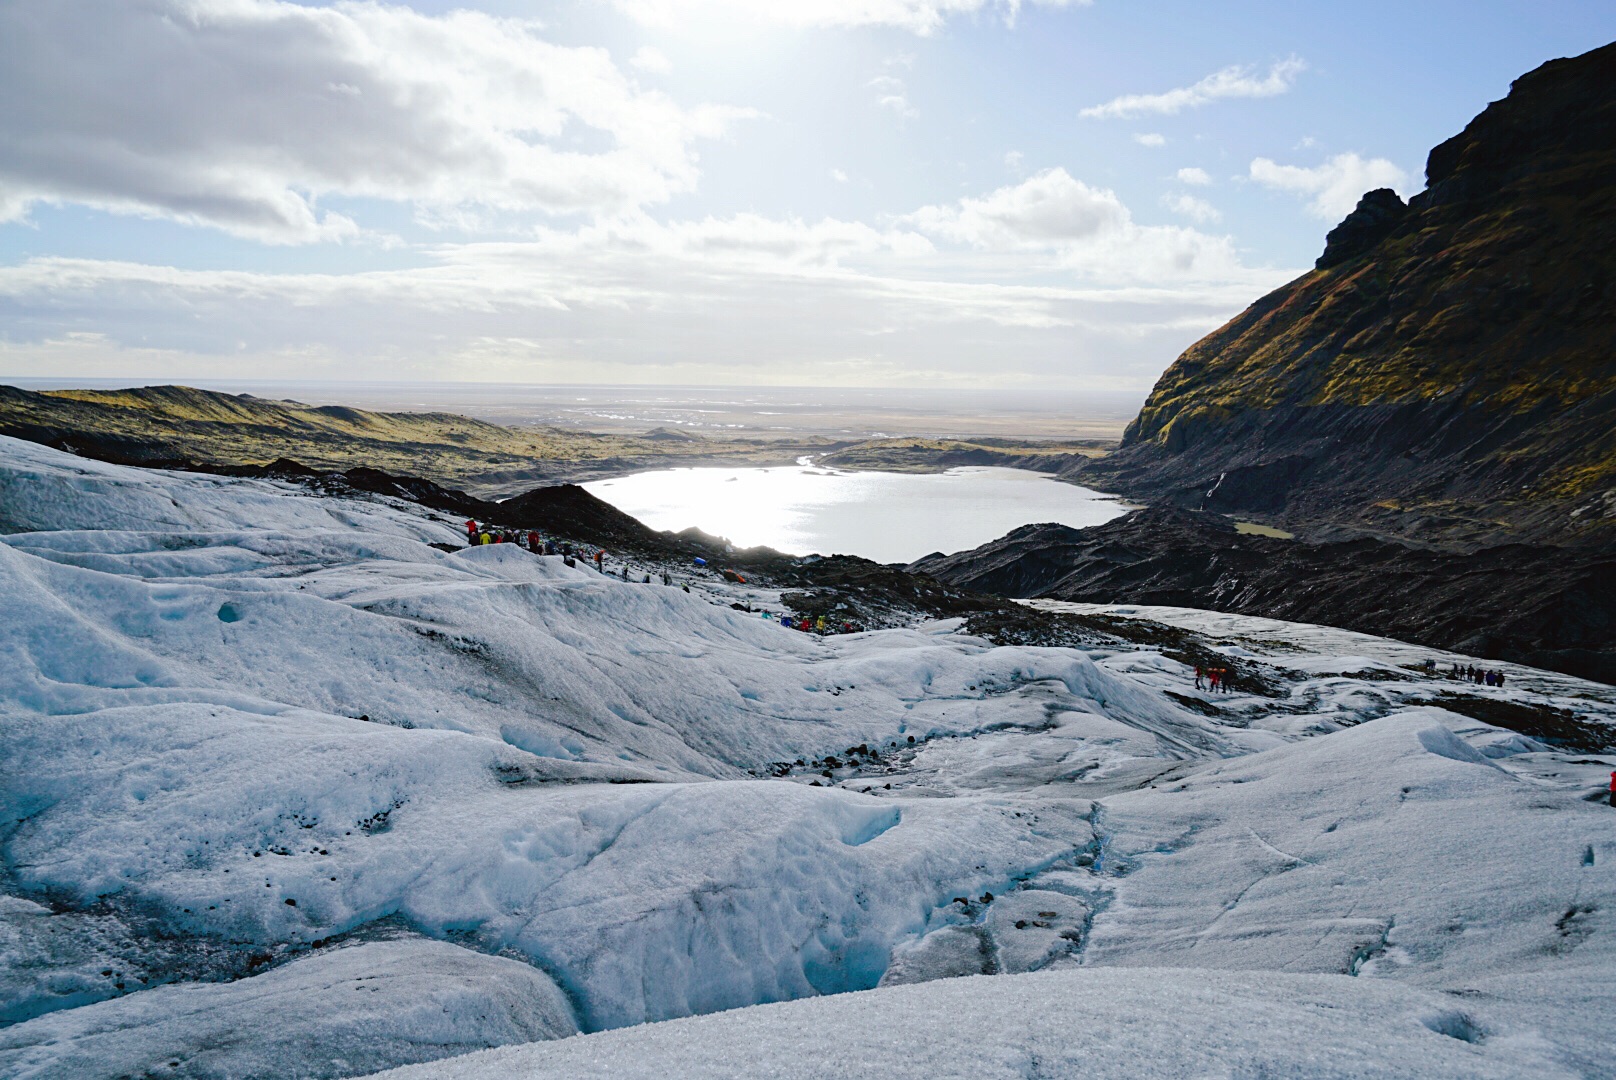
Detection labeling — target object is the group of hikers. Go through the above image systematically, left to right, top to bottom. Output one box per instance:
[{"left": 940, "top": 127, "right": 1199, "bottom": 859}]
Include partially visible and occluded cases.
[
  {"left": 467, "top": 517, "right": 669, "bottom": 582},
  {"left": 461, "top": 519, "right": 856, "bottom": 635},
  {"left": 466, "top": 520, "right": 582, "bottom": 559},
  {"left": 770, "top": 612, "right": 855, "bottom": 635},
  {"left": 1194, "top": 658, "right": 1514, "bottom": 696},
  {"left": 1448, "top": 662, "right": 1508, "bottom": 688}
]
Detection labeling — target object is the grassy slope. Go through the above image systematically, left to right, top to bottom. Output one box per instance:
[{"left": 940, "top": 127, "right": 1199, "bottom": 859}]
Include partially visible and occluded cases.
[
  {"left": 1103, "top": 43, "right": 1616, "bottom": 543},
  {"left": 0, "top": 385, "right": 835, "bottom": 495}
]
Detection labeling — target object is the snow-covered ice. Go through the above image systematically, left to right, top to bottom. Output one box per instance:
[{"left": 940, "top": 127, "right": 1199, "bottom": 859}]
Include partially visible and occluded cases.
[
  {"left": 2, "top": 435, "right": 1614, "bottom": 1079},
  {"left": 1, "top": 939, "right": 575, "bottom": 1080},
  {"left": 372, "top": 966, "right": 1592, "bottom": 1080}
]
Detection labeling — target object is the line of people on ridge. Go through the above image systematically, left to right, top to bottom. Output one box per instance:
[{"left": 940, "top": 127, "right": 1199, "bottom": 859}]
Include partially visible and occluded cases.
[
  {"left": 465, "top": 518, "right": 651, "bottom": 580},
  {"left": 1449, "top": 663, "right": 1507, "bottom": 688},
  {"left": 1193, "top": 666, "right": 1233, "bottom": 693}
]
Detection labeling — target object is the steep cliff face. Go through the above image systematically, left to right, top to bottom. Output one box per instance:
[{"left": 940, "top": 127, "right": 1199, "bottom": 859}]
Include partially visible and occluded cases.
[{"left": 1083, "top": 42, "right": 1616, "bottom": 548}]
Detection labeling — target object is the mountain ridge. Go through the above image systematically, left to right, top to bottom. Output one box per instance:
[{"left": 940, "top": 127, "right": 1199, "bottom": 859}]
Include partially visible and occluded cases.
[
  {"left": 1066, "top": 41, "right": 1616, "bottom": 549},
  {"left": 0, "top": 383, "right": 841, "bottom": 496}
]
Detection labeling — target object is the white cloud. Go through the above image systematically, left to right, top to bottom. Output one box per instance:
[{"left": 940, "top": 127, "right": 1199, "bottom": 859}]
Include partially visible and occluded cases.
[
  {"left": 0, "top": 0, "right": 751, "bottom": 243},
  {"left": 607, "top": 0, "right": 1088, "bottom": 36},
  {"left": 629, "top": 46, "right": 674, "bottom": 74},
  {"left": 1082, "top": 57, "right": 1306, "bottom": 119},
  {"left": 869, "top": 75, "right": 918, "bottom": 118},
  {"left": 1133, "top": 133, "right": 1167, "bottom": 147},
  {"left": 1004, "top": 150, "right": 1024, "bottom": 171},
  {"left": 1248, "top": 152, "right": 1408, "bottom": 218},
  {"left": 1176, "top": 167, "right": 1212, "bottom": 186},
  {"left": 831, "top": 168, "right": 850, "bottom": 183},
  {"left": 904, "top": 168, "right": 1250, "bottom": 283},
  {"left": 908, "top": 169, "right": 1128, "bottom": 248},
  {"left": 0, "top": 184, "right": 1294, "bottom": 389},
  {"left": 1162, "top": 193, "right": 1220, "bottom": 224},
  {"left": 0, "top": 253, "right": 1280, "bottom": 390}
]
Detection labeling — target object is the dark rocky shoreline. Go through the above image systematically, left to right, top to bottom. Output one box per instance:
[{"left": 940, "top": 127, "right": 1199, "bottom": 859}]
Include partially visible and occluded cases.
[{"left": 909, "top": 507, "right": 1616, "bottom": 686}]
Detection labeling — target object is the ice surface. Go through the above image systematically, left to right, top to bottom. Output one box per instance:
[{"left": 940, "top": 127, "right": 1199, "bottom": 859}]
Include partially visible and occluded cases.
[
  {"left": 3, "top": 436, "right": 1616, "bottom": 1079},
  {"left": 1079, "top": 709, "right": 1616, "bottom": 982},
  {"left": 0, "top": 938, "right": 575, "bottom": 1079},
  {"left": 371, "top": 966, "right": 1582, "bottom": 1080}
]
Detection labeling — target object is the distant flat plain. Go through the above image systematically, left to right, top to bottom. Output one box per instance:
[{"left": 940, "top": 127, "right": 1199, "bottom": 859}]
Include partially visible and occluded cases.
[{"left": 4, "top": 378, "right": 1143, "bottom": 442}]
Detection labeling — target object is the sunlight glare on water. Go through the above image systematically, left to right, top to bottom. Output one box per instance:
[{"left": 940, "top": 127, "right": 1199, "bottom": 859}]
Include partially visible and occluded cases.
[{"left": 584, "top": 462, "right": 1127, "bottom": 564}]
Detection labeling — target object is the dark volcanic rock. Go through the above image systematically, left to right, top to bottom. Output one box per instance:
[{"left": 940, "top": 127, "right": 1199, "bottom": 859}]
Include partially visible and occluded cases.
[
  {"left": 1067, "top": 42, "right": 1616, "bottom": 549},
  {"left": 1316, "top": 188, "right": 1407, "bottom": 269},
  {"left": 497, "top": 484, "right": 669, "bottom": 548},
  {"left": 912, "top": 508, "right": 1616, "bottom": 685},
  {"left": 911, "top": 511, "right": 1237, "bottom": 599}
]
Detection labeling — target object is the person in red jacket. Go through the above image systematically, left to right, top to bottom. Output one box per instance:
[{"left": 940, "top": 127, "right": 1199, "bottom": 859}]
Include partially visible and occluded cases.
[
  {"left": 464, "top": 519, "right": 479, "bottom": 544},
  {"left": 1609, "top": 771, "right": 1615, "bottom": 807}
]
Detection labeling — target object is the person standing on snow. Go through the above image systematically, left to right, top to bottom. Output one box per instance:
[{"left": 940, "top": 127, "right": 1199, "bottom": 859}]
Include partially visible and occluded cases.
[
  {"left": 465, "top": 520, "right": 479, "bottom": 544},
  {"left": 594, "top": 549, "right": 605, "bottom": 572},
  {"left": 1609, "top": 771, "right": 1615, "bottom": 808}
]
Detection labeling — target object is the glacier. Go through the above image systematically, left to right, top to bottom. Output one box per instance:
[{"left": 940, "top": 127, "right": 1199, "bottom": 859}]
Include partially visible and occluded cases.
[{"left": 0, "top": 434, "right": 1613, "bottom": 1079}]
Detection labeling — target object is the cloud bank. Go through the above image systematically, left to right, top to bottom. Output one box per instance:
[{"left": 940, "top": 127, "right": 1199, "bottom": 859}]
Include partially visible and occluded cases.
[
  {"left": 0, "top": 0, "right": 749, "bottom": 242},
  {"left": 0, "top": 0, "right": 1306, "bottom": 390},
  {"left": 0, "top": 183, "right": 1292, "bottom": 388}
]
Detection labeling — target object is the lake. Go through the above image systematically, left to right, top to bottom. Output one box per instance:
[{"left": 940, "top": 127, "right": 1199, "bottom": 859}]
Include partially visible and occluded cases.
[{"left": 583, "top": 461, "right": 1128, "bottom": 564}]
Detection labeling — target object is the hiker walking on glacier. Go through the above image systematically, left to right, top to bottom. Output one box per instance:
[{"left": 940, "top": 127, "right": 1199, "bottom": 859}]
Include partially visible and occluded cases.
[{"left": 1609, "top": 771, "right": 1615, "bottom": 807}]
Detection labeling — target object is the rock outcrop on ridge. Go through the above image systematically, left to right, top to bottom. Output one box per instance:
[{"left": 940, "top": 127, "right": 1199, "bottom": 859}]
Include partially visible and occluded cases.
[{"left": 1070, "top": 42, "right": 1616, "bottom": 549}]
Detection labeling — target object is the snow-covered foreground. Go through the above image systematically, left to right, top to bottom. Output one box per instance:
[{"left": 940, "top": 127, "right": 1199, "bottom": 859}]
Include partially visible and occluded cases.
[{"left": 1, "top": 435, "right": 1614, "bottom": 1080}]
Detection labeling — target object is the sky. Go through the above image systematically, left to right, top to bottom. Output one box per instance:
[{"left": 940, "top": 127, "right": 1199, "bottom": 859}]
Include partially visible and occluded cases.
[{"left": 1, "top": 1, "right": 1612, "bottom": 392}]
